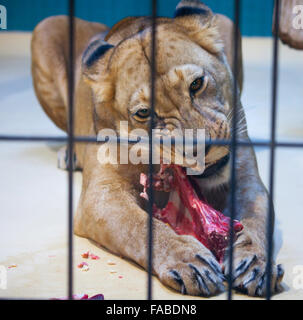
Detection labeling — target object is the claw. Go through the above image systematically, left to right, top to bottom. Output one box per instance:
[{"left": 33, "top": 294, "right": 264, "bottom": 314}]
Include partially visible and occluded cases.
[
  {"left": 196, "top": 254, "right": 225, "bottom": 281},
  {"left": 233, "top": 255, "right": 257, "bottom": 281},
  {"left": 235, "top": 259, "right": 247, "bottom": 273},
  {"left": 210, "top": 261, "right": 226, "bottom": 281},
  {"left": 189, "top": 264, "right": 210, "bottom": 296},
  {"left": 275, "top": 264, "right": 284, "bottom": 292},
  {"left": 277, "top": 264, "right": 284, "bottom": 281},
  {"left": 243, "top": 267, "right": 260, "bottom": 288},
  {"left": 204, "top": 269, "right": 225, "bottom": 292},
  {"left": 170, "top": 270, "right": 187, "bottom": 295},
  {"left": 255, "top": 274, "right": 265, "bottom": 296}
]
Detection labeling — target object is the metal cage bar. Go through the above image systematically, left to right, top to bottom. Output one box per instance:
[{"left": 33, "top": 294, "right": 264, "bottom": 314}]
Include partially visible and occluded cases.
[
  {"left": 67, "top": 0, "right": 75, "bottom": 300},
  {"left": 147, "top": 0, "right": 157, "bottom": 301},
  {"left": 227, "top": 0, "right": 241, "bottom": 300},
  {"left": 266, "top": 0, "right": 281, "bottom": 300},
  {"left": 0, "top": 135, "right": 303, "bottom": 149}
]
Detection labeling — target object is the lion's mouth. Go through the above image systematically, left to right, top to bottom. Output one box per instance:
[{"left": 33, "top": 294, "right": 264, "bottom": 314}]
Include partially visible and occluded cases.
[
  {"left": 194, "top": 153, "right": 230, "bottom": 179},
  {"left": 140, "top": 158, "right": 242, "bottom": 263}
]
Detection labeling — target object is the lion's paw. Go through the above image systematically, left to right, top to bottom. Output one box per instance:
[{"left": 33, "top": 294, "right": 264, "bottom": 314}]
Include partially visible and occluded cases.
[
  {"left": 157, "top": 235, "right": 226, "bottom": 296},
  {"left": 223, "top": 251, "right": 284, "bottom": 297}
]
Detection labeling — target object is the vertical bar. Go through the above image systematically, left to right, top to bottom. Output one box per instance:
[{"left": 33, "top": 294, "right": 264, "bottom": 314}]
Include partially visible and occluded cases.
[
  {"left": 67, "top": 0, "right": 75, "bottom": 300},
  {"left": 147, "top": 0, "right": 157, "bottom": 300},
  {"left": 227, "top": 0, "right": 241, "bottom": 300},
  {"left": 266, "top": 0, "right": 280, "bottom": 300}
]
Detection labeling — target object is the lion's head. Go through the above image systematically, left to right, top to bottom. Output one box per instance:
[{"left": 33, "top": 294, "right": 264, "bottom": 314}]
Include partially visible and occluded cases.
[{"left": 82, "top": 1, "right": 244, "bottom": 187}]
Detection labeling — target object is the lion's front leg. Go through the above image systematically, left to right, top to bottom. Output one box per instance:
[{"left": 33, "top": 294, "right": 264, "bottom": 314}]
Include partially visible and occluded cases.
[
  {"left": 223, "top": 147, "right": 284, "bottom": 296},
  {"left": 74, "top": 148, "right": 225, "bottom": 296},
  {"left": 224, "top": 226, "right": 284, "bottom": 296}
]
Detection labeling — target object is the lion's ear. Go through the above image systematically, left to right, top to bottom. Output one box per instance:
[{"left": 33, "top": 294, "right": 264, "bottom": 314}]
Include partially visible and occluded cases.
[
  {"left": 173, "top": 0, "right": 223, "bottom": 54},
  {"left": 82, "top": 37, "right": 115, "bottom": 102},
  {"left": 82, "top": 37, "right": 114, "bottom": 81}
]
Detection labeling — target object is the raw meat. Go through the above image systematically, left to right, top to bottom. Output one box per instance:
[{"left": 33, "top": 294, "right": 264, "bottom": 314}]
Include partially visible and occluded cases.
[{"left": 140, "top": 165, "right": 243, "bottom": 262}]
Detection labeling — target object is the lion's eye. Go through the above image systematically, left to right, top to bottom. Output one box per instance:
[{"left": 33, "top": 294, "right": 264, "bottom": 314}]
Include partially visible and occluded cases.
[
  {"left": 189, "top": 76, "right": 205, "bottom": 94},
  {"left": 135, "top": 108, "right": 150, "bottom": 119}
]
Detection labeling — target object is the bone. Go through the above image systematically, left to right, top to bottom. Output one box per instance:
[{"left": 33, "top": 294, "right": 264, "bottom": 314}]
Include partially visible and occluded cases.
[{"left": 140, "top": 164, "right": 243, "bottom": 262}]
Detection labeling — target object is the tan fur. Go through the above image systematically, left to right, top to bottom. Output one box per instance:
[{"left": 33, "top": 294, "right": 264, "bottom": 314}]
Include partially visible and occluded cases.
[{"left": 31, "top": 2, "right": 283, "bottom": 296}]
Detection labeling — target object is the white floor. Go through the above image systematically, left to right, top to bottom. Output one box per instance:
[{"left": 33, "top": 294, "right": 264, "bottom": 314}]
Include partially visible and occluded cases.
[{"left": 0, "top": 33, "right": 303, "bottom": 300}]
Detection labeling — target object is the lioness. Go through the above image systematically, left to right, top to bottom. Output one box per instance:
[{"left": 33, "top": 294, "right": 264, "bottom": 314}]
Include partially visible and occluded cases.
[{"left": 31, "top": 0, "right": 284, "bottom": 296}]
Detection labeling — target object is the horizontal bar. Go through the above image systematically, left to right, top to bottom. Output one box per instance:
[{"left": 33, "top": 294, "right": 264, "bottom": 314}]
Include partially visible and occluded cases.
[{"left": 0, "top": 134, "right": 302, "bottom": 148}]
